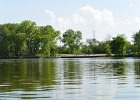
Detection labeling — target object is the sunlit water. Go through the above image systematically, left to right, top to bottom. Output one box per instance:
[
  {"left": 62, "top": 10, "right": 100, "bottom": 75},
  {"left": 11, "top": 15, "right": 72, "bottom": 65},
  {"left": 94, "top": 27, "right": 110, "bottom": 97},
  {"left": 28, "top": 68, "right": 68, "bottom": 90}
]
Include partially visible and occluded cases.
[{"left": 0, "top": 57, "right": 140, "bottom": 100}]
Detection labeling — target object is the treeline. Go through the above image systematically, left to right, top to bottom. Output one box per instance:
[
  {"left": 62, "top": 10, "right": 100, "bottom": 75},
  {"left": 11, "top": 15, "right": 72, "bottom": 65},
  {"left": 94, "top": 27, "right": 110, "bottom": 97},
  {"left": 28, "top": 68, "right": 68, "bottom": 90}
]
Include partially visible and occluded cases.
[{"left": 0, "top": 20, "right": 140, "bottom": 57}]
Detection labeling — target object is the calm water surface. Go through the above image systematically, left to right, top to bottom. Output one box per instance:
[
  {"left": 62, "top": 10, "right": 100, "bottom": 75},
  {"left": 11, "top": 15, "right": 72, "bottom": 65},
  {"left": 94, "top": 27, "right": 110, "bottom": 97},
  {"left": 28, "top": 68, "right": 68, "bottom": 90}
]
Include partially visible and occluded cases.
[{"left": 0, "top": 58, "right": 140, "bottom": 100}]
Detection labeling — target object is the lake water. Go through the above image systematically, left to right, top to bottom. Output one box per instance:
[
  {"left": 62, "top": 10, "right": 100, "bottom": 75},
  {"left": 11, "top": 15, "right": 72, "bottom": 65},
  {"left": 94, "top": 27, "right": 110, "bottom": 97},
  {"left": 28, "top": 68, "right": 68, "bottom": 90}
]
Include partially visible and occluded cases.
[{"left": 0, "top": 58, "right": 140, "bottom": 100}]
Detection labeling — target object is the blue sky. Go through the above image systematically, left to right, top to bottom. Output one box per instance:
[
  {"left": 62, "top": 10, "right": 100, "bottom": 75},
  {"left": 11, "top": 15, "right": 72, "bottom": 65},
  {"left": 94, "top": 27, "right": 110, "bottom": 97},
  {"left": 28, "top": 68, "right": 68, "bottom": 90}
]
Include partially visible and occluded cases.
[{"left": 0, "top": 0, "right": 140, "bottom": 41}]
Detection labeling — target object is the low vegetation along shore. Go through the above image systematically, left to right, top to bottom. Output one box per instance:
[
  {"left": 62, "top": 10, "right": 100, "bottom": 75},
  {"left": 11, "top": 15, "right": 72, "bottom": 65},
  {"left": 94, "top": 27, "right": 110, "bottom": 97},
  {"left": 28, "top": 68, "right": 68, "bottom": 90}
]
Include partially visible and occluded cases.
[{"left": 0, "top": 20, "right": 140, "bottom": 58}]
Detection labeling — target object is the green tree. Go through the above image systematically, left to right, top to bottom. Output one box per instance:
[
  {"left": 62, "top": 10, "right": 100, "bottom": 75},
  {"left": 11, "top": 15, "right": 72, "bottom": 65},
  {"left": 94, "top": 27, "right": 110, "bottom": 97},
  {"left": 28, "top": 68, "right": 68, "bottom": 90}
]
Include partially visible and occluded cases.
[
  {"left": 19, "top": 20, "right": 38, "bottom": 56},
  {"left": 0, "top": 23, "right": 20, "bottom": 56},
  {"left": 38, "top": 25, "right": 60, "bottom": 56},
  {"left": 62, "top": 29, "right": 82, "bottom": 54},
  {"left": 133, "top": 30, "right": 140, "bottom": 54},
  {"left": 110, "top": 35, "right": 127, "bottom": 56},
  {"left": 86, "top": 38, "right": 99, "bottom": 54},
  {"left": 80, "top": 43, "right": 90, "bottom": 54}
]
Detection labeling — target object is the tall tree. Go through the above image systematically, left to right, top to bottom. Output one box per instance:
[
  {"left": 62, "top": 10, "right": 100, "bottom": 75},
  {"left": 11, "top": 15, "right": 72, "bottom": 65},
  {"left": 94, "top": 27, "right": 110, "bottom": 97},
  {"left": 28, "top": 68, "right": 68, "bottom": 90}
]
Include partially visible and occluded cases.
[
  {"left": 19, "top": 20, "right": 38, "bottom": 56},
  {"left": 38, "top": 25, "right": 60, "bottom": 56},
  {"left": 62, "top": 29, "right": 82, "bottom": 54}
]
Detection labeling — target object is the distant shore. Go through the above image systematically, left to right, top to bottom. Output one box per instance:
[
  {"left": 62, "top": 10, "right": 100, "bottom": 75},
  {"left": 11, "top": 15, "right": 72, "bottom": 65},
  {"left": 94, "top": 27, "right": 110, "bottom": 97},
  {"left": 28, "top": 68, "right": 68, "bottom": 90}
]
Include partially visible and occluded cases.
[
  {"left": 0, "top": 54, "right": 140, "bottom": 59},
  {"left": 58, "top": 54, "right": 140, "bottom": 58},
  {"left": 59, "top": 54, "right": 107, "bottom": 58}
]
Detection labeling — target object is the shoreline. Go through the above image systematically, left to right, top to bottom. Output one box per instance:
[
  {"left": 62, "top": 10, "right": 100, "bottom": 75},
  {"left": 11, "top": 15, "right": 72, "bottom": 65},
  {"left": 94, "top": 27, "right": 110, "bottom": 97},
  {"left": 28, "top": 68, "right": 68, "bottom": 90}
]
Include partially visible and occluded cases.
[{"left": 0, "top": 54, "right": 140, "bottom": 59}]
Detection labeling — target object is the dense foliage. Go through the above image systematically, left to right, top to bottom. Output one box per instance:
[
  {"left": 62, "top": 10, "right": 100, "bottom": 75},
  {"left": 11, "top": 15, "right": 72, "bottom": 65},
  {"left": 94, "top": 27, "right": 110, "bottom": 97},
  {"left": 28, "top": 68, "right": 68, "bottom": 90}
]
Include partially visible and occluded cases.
[
  {"left": 0, "top": 20, "right": 140, "bottom": 57},
  {"left": 0, "top": 20, "right": 60, "bottom": 57},
  {"left": 61, "top": 29, "right": 82, "bottom": 54},
  {"left": 110, "top": 35, "right": 127, "bottom": 56}
]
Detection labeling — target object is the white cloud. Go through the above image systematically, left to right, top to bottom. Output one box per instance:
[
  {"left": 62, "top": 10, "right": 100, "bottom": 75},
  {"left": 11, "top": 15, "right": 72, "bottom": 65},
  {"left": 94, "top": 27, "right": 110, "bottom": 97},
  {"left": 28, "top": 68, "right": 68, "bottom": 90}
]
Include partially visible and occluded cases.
[
  {"left": 129, "top": 3, "right": 134, "bottom": 8},
  {"left": 45, "top": 5, "right": 140, "bottom": 42},
  {"left": 45, "top": 10, "right": 56, "bottom": 23},
  {"left": 133, "top": 17, "right": 140, "bottom": 23}
]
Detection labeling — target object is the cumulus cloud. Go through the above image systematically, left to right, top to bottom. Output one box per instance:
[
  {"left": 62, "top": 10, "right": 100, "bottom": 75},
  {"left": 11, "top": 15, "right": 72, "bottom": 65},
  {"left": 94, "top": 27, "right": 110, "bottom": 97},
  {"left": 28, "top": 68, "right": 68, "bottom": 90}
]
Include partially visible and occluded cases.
[{"left": 45, "top": 5, "right": 140, "bottom": 41}]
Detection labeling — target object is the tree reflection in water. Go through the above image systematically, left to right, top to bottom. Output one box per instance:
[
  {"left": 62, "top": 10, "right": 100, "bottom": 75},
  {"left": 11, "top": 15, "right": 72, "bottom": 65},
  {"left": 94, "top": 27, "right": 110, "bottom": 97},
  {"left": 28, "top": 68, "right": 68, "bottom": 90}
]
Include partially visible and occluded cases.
[
  {"left": 0, "top": 59, "right": 57, "bottom": 92},
  {"left": 134, "top": 61, "right": 140, "bottom": 85},
  {"left": 112, "top": 62, "right": 126, "bottom": 76}
]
